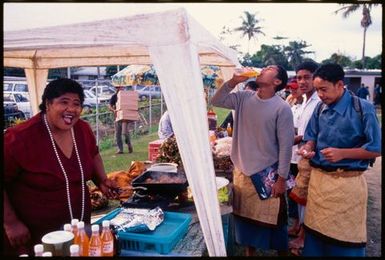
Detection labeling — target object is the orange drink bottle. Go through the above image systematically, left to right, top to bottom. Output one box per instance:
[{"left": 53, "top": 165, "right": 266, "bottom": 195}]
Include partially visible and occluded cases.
[
  {"left": 237, "top": 67, "right": 260, "bottom": 78},
  {"left": 226, "top": 123, "right": 232, "bottom": 137},
  {"left": 71, "top": 219, "right": 79, "bottom": 240},
  {"left": 101, "top": 220, "right": 115, "bottom": 256},
  {"left": 74, "top": 221, "right": 89, "bottom": 256},
  {"left": 63, "top": 223, "right": 72, "bottom": 233},
  {"left": 89, "top": 224, "right": 102, "bottom": 256},
  {"left": 34, "top": 244, "right": 44, "bottom": 257},
  {"left": 70, "top": 244, "right": 80, "bottom": 256}
]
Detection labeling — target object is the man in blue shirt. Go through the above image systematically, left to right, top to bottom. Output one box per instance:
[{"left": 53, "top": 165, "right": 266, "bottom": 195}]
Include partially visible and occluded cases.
[
  {"left": 297, "top": 63, "right": 381, "bottom": 257},
  {"left": 356, "top": 83, "right": 369, "bottom": 100}
]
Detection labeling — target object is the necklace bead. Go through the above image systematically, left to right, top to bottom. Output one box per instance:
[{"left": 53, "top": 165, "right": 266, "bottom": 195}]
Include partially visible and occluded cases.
[{"left": 43, "top": 114, "right": 85, "bottom": 221}]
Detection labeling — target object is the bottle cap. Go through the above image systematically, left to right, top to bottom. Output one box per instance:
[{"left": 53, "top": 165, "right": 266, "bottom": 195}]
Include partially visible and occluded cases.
[
  {"left": 71, "top": 219, "right": 79, "bottom": 226},
  {"left": 102, "top": 220, "right": 110, "bottom": 227},
  {"left": 77, "top": 221, "right": 84, "bottom": 229},
  {"left": 63, "top": 224, "right": 72, "bottom": 232},
  {"left": 91, "top": 224, "right": 99, "bottom": 232},
  {"left": 34, "top": 244, "right": 44, "bottom": 253},
  {"left": 70, "top": 244, "right": 79, "bottom": 254},
  {"left": 42, "top": 252, "right": 52, "bottom": 257}
]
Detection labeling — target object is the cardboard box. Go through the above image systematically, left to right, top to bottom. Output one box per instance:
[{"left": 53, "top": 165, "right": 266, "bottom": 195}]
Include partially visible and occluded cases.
[
  {"left": 117, "top": 90, "right": 139, "bottom": 100},
  {"left": 117, "top": 91, "right": 139, "bottom": 111},
  {"left": 116, "top": 102, "right": 138, "bottom": 111},
  {"left": 116, "top": 110, "right": 139, "bottom": 122}
]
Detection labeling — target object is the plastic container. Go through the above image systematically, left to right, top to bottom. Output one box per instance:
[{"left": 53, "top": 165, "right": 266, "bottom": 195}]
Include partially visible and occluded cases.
[
  {"left": 207, "top": 109, "right": 217, "bottom": 131},
  {"left": 95, "top": 208, "right": 192, "bottom": 254},
  {"left": 101, "top": 220, "right": 115, "bottom": 256},
  {"left": 75, "top": 221, "right": 89, "bottom": 256},
  {"left": 89, "top": 225, "right": 102, "bottom": 256},
  {"left": 34, "top": 244, "right": 44, "bottom": 256},
  {"left": 70, "top": 244, "right": 80, "bottom": 256}
]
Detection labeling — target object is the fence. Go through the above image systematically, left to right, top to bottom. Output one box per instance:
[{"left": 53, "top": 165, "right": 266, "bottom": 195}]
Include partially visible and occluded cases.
[{"left": 81, "top": 94, "right": 166, "bottom": 150}]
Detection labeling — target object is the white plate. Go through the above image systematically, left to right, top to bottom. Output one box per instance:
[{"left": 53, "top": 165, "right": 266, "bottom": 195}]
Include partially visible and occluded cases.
[
  {"left": 148, "top": 163, "right": 178, "bottom": 173},
  {"left": 216, "top": 177, "right": 229, "bottom": 190}
]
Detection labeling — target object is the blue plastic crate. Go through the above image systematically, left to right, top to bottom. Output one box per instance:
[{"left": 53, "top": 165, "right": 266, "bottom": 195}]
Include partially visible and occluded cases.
[{"left": 94, "top": 208, "right": 192, "bottom": 254}]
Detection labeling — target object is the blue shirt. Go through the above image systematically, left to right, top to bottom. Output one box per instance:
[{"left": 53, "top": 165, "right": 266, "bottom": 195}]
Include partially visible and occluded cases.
[{"left": 304, "top": 90, "right": 381, "bottom": 170}]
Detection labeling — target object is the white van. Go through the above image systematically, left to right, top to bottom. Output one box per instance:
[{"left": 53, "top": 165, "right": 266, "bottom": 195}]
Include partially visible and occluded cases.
[
  {"left": 3, "top": 81, "right": 29, "bottom": 93},
  {"left": 3, "top": 91, "right": 32, "bottom": 119}
]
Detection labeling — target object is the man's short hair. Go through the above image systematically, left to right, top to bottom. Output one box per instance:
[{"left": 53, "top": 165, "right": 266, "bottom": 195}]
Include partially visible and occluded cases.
[
  {"left": 295, "top": 61, "right": 319, "bottom": 74},
  {"left": 313, "top": 63, "right": 345, "bottom": 84},
  {"left": 275, "top": 65, "right": 288, "bottom": 92}
]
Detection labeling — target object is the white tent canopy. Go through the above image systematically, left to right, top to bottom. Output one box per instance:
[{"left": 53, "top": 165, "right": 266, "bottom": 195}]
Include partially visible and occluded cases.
[{"left": 4, "top": 8, "right": 240, "bottom": 256}]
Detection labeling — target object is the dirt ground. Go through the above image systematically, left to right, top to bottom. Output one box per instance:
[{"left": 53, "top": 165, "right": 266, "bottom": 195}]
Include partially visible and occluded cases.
[{"left": 364, "top": 156, "right": 381, "bottom": 257}]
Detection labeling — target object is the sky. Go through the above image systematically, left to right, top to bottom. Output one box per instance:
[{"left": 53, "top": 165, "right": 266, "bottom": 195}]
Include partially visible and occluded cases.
[{"left": 3, "top": 2, "right": 383, "bottom": 62}]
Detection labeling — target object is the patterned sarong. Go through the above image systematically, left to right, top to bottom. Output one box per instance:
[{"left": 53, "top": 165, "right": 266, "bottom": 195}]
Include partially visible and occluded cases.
[{"left": 304, "top": 167, "right": 367, "bottom": 243}]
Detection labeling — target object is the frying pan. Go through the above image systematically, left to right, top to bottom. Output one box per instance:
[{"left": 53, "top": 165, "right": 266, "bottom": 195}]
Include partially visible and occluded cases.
[{"left": 131, "top": 170, "right": 188, "bottom": 198}]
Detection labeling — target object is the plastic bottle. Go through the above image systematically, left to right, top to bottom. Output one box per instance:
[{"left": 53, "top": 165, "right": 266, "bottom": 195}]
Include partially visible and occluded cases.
[
  {"left": 238, "top": 67, "right": 260, "bottom": 78},
  {"left": 207, "top": 108, "right": 217, "bottom": 131},
  {"left": 226, "top": 123, "right": 232, "bottom": 137},
  {"left": 71, "top": 219, "right": 79, "bottom": 241},
  {"left": 100, "top": 220, "right": 114, "bottom": 256},
  {"left": 74, "top": 221, "right": 89, "bottom": 256},
  {"left": 63, "top": 223, "right": 72, "bottom": 233},
  {"left": 89, "top": 224, "right": 102, "bottom": 256},
  {"left": 34, "top": 244, "right": 44, "bottom": 256},
  {"left": 70, "top": 244, "right": 80, "bottom": 257},
  {"left": 42, "top": 252, "right": 52, "bottom": 257}
]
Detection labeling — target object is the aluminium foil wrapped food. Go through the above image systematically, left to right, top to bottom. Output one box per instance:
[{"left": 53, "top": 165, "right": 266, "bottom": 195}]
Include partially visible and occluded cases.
[{"left": 110, "top": 207, "right": 164, "bottom": 233}]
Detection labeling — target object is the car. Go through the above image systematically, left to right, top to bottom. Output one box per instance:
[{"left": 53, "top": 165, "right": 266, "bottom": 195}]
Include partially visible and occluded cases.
[
  {"left": 3, "top": 81, "right": 29, "bottom": 93},
  {"left": 88, "top": 85, "right": 116, "bottom": 99},
  {"left": 137, "top": 85, "right": 162, "bottom": 100},
  {"left": 83, "top": 90, "right": 111, "bottom": 111},
  {"left": 3, "top": 92, "right": 32, "bottom": 119},
  {"left": 3, "top": 102, "right": 25, "bottom": 129}
]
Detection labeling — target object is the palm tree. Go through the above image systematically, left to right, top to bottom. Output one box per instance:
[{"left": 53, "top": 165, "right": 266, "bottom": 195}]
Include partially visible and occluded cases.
[
  {"left": 335, "top": 3, "right": 379, "bottom": 69},
  {"left": 233, "top": 11, "right": 265, "bottom": 54},
  {"left": 284, "top": 40, "right": 314, "bottom": 69}
]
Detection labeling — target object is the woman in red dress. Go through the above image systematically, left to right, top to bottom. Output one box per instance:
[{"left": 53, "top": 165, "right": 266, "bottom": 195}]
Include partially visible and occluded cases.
[{"left": 3, "top": 78, "right": 118, "bottom": 256}]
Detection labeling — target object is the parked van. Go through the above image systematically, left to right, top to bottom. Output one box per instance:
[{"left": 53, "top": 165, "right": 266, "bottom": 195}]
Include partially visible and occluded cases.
[
  {"left": 3, "top": 81, "right": 29, "bottom": 93},
  {"left": 3, "top": 92, "right": 32, "bottom": 119}
]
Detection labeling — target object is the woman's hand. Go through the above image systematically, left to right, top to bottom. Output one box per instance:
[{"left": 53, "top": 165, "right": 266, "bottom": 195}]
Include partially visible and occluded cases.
[
  {"left": 99, "top": 178, "right": 120, "bottom": 199},
  {"left": 4, "top": 220, "right": 31, "bottom": 249}
]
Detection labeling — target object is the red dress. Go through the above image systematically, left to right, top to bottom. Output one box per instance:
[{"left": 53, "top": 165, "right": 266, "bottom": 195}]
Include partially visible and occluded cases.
[{"left": 4, "top": 113, "right": 99, "bottom": 254}]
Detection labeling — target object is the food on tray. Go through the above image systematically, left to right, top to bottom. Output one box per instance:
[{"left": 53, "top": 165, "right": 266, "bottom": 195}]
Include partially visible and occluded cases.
[
  {"left": 156, "top": 137, "right": 183, "bottom": 167},
  {"left": 213, "top": 137, "right": 232, "bottom": 157},
  {"left": 107, "top": 161, "right": 147, "bottom": 201},
  {"left": 144, "top": 174, "right": 186, "bottom": 184},
  {"left": 90, "top": 187, "right": 109, "bottom": 210},
  {"left": 110, "top": 207, "right": 164, "bottom": 233}
]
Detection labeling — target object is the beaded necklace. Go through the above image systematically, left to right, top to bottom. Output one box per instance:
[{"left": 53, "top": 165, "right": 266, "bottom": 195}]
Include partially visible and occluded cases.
[{"left": 43, "top": 114, "right": 85, "bottom": 221}]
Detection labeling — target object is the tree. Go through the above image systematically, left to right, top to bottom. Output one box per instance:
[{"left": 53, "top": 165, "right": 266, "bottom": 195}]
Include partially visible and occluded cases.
[
  {"left": 335, "top": 3, "right": 379, "bottom": 69},
  {"left": 233, "top": 11, "right": 265, "bottom": 54},
  {"left": 284, "top": 40, "right": 314, "bottom": 69},
  {"left": 245, "top": 44, "right": 290, "bottom": 70},
  {"left": 321, "top": 53, "right": 353, "bottom": 68},
  {"left": 105, "top": 65, "right": 128, "bottom": 77}
]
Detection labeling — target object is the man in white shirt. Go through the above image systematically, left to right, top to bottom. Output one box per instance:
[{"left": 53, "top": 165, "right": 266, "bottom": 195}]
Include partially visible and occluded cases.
[
  {"left": 288, "top": 61, "right": 320, "bottom": 255},
  {"left": 158, "top": 110, "right": 174, "bottom": 140}
]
